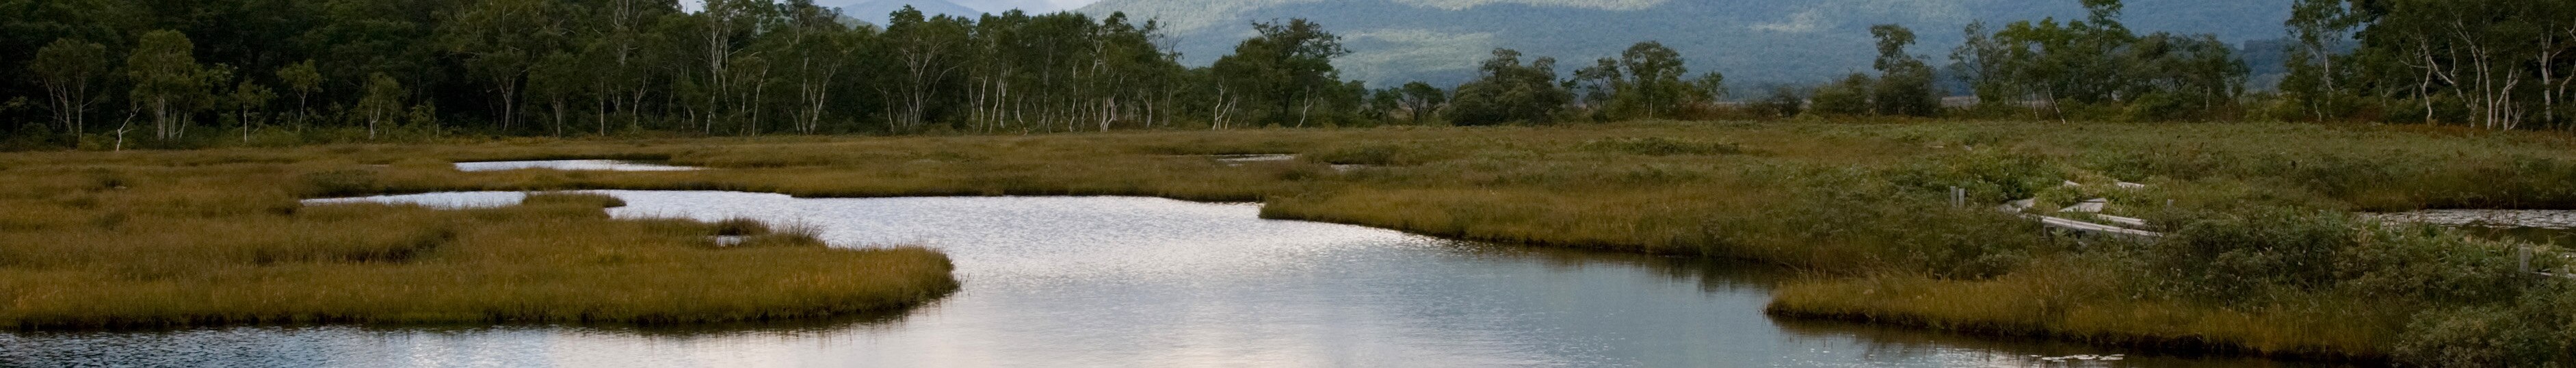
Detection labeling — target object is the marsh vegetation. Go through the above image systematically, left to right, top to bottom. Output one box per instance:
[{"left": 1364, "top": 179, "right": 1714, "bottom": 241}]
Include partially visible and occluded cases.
[
  {"left": 5, "top": 0, "right": 2575, "bottom": 365},
  {"left": 4, "top": 120, "right": 2572, "bottom": 365},
  {"left": 0, "top": 160, "right": 958, "bottom": 328}
]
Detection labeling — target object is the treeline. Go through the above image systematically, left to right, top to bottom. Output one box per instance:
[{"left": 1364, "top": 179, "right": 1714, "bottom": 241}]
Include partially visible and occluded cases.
[
  {"left": 1, "top": 0, "right": 1379, "bottom": 150},
  {"left": 5, "top": 0, "right": 2575, "bottom": 150},
  {"left": 1380, "top": 0, "right": 2255, "bottom": 126},
  {"left": 1407, "top": 0, "right": 2573, "bottom": 129},
  {"left": 1946, "top": 0, "right": 2252, "bottom": 122},
  {"left": 2278, "top": 0, "right": 2576, "bottom": 131}
]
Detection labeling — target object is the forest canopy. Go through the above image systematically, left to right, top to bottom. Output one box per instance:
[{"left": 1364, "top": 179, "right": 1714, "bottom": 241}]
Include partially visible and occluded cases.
[
  {"left": 0, "top": 0, "right": 2571, "bottom": 150},
  {"left": 0, "top": 0, "right": 1381, "bottom": 149}
]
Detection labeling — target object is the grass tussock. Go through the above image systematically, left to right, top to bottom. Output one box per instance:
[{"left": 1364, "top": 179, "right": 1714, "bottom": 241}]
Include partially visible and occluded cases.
[
  {"left": 8, "top": 120, "right": 2576, "bottom": 365},
  {"left": 1579, "top": 137, "right": 1747, "bottom": 156},
  {"left": 521, "top": 192, "right": 627, "bottom": 207},
  {"left": 1767, "top": 210, "right": 2574, "bottom": 363}
]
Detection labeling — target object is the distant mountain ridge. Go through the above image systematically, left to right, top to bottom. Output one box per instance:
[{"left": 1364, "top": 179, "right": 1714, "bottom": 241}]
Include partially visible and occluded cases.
[
  {"left": 836, "top": 0, "right": 982, "bottom": 21},
  {"left": 1077, "top": 0, "right": 2292, "bottom": 87}
]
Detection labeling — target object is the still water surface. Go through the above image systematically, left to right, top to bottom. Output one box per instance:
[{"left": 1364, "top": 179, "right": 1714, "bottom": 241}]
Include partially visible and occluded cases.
[
  {"left": 451, "top": 159, "right": 701, "bottom": 172},
  {"left": 5, "top": 191, "right": 2322, "bottom": 367}
]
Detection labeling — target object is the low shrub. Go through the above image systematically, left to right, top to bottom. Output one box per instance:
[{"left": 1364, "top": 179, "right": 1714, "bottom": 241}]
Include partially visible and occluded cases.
[{"left": 1580, "top": 137, "right": 1745, "bottom": 156}]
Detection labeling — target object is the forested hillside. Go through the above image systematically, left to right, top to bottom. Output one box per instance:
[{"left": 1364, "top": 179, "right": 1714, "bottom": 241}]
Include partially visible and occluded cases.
[
  {"left": 0, "top": 0, "right": 2566, "bottom": 150},
  {"left": 1, "top": 0, "right": 1382, "bottom": 150},
  {"left": 834, "top": 0, "right": 978, "bottom": 21},
  {"left": 1079, "top": 0, "right": 2291, "bottom": 86}
]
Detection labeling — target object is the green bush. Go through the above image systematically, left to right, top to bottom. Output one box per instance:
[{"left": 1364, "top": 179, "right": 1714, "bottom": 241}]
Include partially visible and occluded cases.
[
  {"left": 1809, "top": 73, "right": 1874, "bottom": 116},
  {"left": 1580, "top": 137, "right": 1744, "bottom": 156},
  {"left": 1309, "top": 142, "right": 1450, "bottom": 166},
  {"left": 1886, "top": 150, "right": 2060, "bottom": 202},
  {"left": 521, "top": 192, "right": 627, "bottom": 208},
  {"left": 2137, "top": 209, "right": 2526, "bottom": 305},
  {"left": 2395, "top": 288, "right": 2576, "bottom": 367}
]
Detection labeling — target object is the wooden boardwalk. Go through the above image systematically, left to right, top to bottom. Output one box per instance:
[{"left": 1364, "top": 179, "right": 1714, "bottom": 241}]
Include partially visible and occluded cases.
[
  {"left": 1995, "top": 198, "right": 2164, "bottom": 241},
  {"left": 2027, "top": 213, "right": 2164, "bottom": 240}
]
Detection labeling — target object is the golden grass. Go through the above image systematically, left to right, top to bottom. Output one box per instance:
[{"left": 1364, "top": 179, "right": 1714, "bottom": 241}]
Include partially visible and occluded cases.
[
  {"left": 0, "top": 161, "right": 956, "bottom": 329},
  {"left": 1765, "top": 261, "right": 2403, "bottom": 361}
]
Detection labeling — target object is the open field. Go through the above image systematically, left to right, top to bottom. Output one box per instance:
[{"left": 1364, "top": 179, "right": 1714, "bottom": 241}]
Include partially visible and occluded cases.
[{"left": 3, "top": 120, "right": 2573, "bottom": 365}]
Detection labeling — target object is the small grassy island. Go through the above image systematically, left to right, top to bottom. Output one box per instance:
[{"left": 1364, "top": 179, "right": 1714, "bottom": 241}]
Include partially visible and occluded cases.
[
  {"left": 3, "top": 120, "right": 2573, "bottom": 365},
  {"left": 0, "top": 162, "right": 958, "bottom": 328}
]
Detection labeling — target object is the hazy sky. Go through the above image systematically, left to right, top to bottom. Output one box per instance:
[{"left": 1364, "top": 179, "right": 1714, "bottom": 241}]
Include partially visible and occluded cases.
[
  {"left": 691, "top": 0, "right": 1105, "bottom": 14},
  {"left": 817, "top": 0, "right": 1101, "bottom": 13}
]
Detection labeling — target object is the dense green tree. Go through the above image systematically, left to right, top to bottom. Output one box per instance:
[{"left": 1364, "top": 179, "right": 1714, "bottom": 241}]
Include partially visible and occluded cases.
[
  {"left": 0, "top": 0, "right": 1396, "bottom": 146},
  {"left": 3, "top": 0, "right": 142, "bottom": 137},
  {"left": 58, "top": 0, "right": 2563, "bottom": 144},
  {"left": 441, "top": 0, "right": 569, "bottom": 133},
  {"left": 683, "top": 0, "right": 776, "bottom": 134},
  {"left": 767, "top": 0, "right": 862, "bottom": 135},
  {"left": 1950, "top": 0, "right": 2248, "bottom": 121},
  {"left": 2281, "top": 0, "right": 2360, "bottom": 121},
  {"left": 2324, "top": 0, "right": 2573, "bottom": 129},
  {"left": 2443, "top": 0, "right": 2560, "bottom": 128},
  {"left": 880, "top": 6, "right": 969, "bottom": 132},
  {"left": 1211, "top": 18, "right": 1352, "bottom": 128},
  {"left": 1869, "top": 25, "right": 1940, "bottom": 117},
  {"left": 127, "top": 30, "right": 214, "bottom": 142},
  {"left": 2122, "top": 32, "right": 2247, "bottom": 120},
  {"left": 31, "top": 38, "right": 108, "bottom": 137},
  {"left": 1615, "top": 41, "right": 1694, "bottom": 119},
  {"left": 1563, "top": 42, "right": 1700, "bottom": 120},
  {"left": 1448, "top": 49, "right": 1570, "bottom": 126},
  {"left": 527, "top": 51, "right": 582, "bottom": 137},
  {"left": 1567, "top": 57, "right": 1619, "bottom": 121},
  {"left": 274, "top": 60, "right": 321, "bottom": 127},
  {"left": 1691, "top": 72, "right": 1727, "bottom": 103},
  {"left": 357, "top": 73, "right": 404, "bottom": 140},
  {"left": 1811, "top": 73, "right": 1875, "bottom": 116},
  {"left": 226, "top": 80, "right": 273, "bottom": 142},
  {"left": 1396, "top": 81, "right": 1447, "bottom": 124},
  {"left": 1753, "top": 84, "right": 1806, "bottom": 118},
  {"left": 1366, "top": 87, "right": 1402, "bottom": 122}
]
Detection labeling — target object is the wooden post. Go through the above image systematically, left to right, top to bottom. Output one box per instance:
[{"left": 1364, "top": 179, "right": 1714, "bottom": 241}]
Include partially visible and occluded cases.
[{"left": 1950, "top": 187, "right": 1964, "bottom": 208}]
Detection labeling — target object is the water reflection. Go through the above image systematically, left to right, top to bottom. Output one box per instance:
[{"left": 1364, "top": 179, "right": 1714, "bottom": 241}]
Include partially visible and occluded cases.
[
  {"left": 451, "top": 159, "right": 702, "bottom": 172},
  {"left": 6, "top": 193, "right": 2325, "bottom": 367}
]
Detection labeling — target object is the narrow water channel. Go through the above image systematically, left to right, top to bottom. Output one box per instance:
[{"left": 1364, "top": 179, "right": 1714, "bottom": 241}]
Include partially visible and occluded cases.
[
  {"left": 451, "top": 159, "right": 702, "bottom": 172},
  {"left": 4, "top": 192, "right": 2326, "bottom": 367}
]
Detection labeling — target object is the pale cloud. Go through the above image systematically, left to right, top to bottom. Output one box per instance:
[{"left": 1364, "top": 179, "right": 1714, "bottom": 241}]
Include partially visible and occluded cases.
[
  {"left": 949, "top": 0, "right": 1070, "bottom": 12},
  {"left": 1079, "top": 0, "right": 1330, "bottom": 32},
  {"left": 1080, "top": 0, "right": 1668, "bottom": 34},
  {"left": 1391, "top": 0, "right": 1664, "bottom": 12},
  {"left": 1751, "top": 1, "right": 1970, "bottom": 34},
  {"left": 1750, "top": 9, "right": 1826, "bottom": 33}
]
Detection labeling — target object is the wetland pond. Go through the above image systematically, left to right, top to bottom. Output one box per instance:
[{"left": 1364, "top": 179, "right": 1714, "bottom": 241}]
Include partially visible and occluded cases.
[{"left": 5, "top": 191, "right": 2330, "bottom": 367}]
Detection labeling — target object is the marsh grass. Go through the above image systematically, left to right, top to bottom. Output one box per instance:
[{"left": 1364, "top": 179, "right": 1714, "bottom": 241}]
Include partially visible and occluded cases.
[
  {"left": 8, "top": 120, "right": 2576, "bottom": 365},
  {"left": 1579, "top": 137, "right": 1747, "bottom": 156},
  {"left": 0, "top": 163, "right": 956, "bottom": 329},
  {"left": 522, "top": 192, "right": 627, "bottom": 207},
  {"left": 1768, "top": 211, "right": 2575, "bottom": 363}
]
